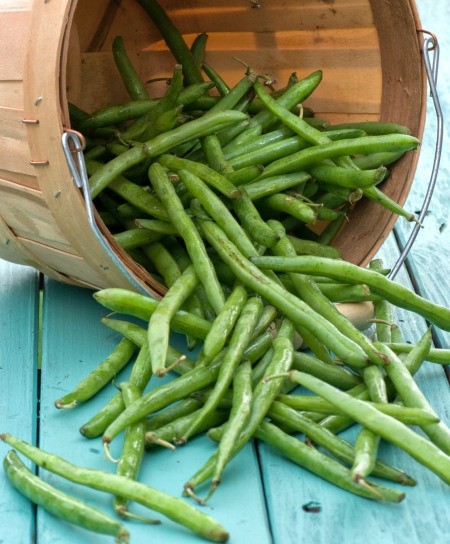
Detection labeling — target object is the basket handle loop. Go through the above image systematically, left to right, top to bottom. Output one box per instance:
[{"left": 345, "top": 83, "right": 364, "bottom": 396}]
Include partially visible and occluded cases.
[
  {"left": 388, "top": 31, "right": 443, "bottom": 280},
  {"left": 61, "top": 129, "right": 151, "bottom": 295}
]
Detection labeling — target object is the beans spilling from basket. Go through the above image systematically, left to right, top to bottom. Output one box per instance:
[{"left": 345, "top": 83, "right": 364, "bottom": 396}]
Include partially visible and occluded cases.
[{"left": 3, "top": 1, "right": 450, "bottom": 542}]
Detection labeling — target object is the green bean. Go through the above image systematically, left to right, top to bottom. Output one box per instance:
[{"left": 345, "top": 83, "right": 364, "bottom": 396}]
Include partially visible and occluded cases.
[
  {"left": 136, "top": 0, "right": 203, "bottom": 85},
  {"left": 190, "top": 32, "right": 208, "bottom": 67},
  {"left": 112, "top": 35, "right": 149, "bottom": 100},
  {"left": 202, "top": 61, "right": 230, "bottom": 96},
  {"left": 249, "top": 70, "right": 323, "bottom": 132},
  {"left": 178, "top": 81, "right": 216, "bottom": 106},
  {"left": 80, "top": 99, "right": 158, "bottom": 131},
  {"left": 89, "top": 110, "right": 248, "bottom": 198},
  {"left": 327, "top": 121, "right": 410, "bottom": 136},
  {"left": 223, "top": 126, "right": 293, "bottom": 160},
  {"left": 202, "top": 133, "right": 235, "bottom": 175},
  {"left": 255, "top": 134, "right": 419, "bottom": 181},
  {"left": 228, "top": 135, "right": 309, "bottom": 170},
  {"left": 352, "top": 150, "right": 406, "bottom": 170},
  {"left": 158, "top": 154, "right": 241, "bottom": 199},
  {"left": 149, "top": 162, "right": 225, "bottom": 315},
  {"left": 308, "top": 163, "right": 387, "bottom": 189},
  {"left": 225, "top": 164, "right": 265, "bottom": 186},
  {"left": 178, "top": 171, "right": 257, "bottom": 258},
  {"left": 244, "top": 172, "right": 311, "bottom": 200},
  {"left": 362, "top": 185, "right": 417, "bottom": 222},
  {"left": 232, "top": 187, "right": 280, "bottom": 248},
  {"left": 262, "top": 193, "right": 317, "bottom": 225},
  {"left": 316, "top": 209, "right": 349, "bottom": 246},
  {"left": 135, "top": 219, "right": 178, "bottom": 236},
  {"left": 200, "top": 221, "right": 370, "bottom": 367},
  {"left": 113, "top": 227, "right": 163, "bottom": 250},
  {"left": 286, "top": 235, "right": 341, "bottom": 259},
  {"left": 249, "top": 255, "right": 450, "bottom": 332},
  {"left": 370, "top": 259, "right": 394, "bottom": 342},
  {"left": 148, "top": 265, "right": 199, "bottom": 375},
  {"left": 317, "top": 283, "right": 377, "bottom": 303},
  {"left": 202, "top": 284, "right": 248, "bottom": 362},
  {"left": 94, "top": 288, "right": 212, "bottom": 340},
  {"left": 180, "top": 297, "right": 263, "bottom": 442},
  {"left": 54, "top": 338, "right": 136, "bottom": 408},
  {"left": 376, "top": 341, "right": 450, "bottom": 455},
  {"left": 385, "top": 343, "right": 450, "bottom": 364},
  {"left": 291, "top": 351, "right": 362, "bottom": 390},
  {"left": 210, "top": 360, "right": 253, "bottom": 496},
  {"left": 275, "top": 371, "right": 450, "bottom": 485},
  {"left": 113, "top": 382, "right": 149, "bottom": 520},
  {"left": 145, "top": 398, "right": 203, "bottom": 434},
  {"left": 266, "top": 401, "right": 415, "bottom": 485},
  {"left": 146, "top": 408, "right": 229, "bottom": 449},
  {"left": 1, "top": 434, "right": 229, "bottom": 542},
  {"left": 3, "top": 450, "right": 129, "bottom": 542}
]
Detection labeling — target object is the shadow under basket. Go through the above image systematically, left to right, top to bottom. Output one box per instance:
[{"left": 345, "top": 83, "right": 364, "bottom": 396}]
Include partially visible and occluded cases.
[{"left": 0, "top": 0, "right": 426, "bottom": 297}]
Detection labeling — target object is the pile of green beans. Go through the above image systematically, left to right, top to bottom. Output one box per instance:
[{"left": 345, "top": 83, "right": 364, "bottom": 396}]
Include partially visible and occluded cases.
[{"left": 3, "top": 1, "right": 449, "bottom": 542}]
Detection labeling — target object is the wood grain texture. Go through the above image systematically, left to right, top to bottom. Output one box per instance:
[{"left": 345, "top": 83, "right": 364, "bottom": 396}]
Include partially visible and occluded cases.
[{"left": 0, "top": 259, "right": 39, "bottom": 543}]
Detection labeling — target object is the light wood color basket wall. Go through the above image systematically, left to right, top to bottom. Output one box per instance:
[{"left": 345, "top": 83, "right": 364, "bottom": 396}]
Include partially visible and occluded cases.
[{"left": 0, "top": 0, "right": 426, "bottom": 297}]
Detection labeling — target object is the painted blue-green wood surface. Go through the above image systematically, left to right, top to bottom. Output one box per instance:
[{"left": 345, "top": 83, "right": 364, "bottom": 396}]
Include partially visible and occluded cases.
[{"left": 0, "top": 0, "right": 449, "bottom": 542}]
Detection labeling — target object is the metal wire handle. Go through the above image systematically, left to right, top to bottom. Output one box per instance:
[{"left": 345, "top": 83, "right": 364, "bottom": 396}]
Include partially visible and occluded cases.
[
  {"left": 388, "top": 32, "right": 443, "bottom": 280},
  {"left": 61, "top": 130, "right": 150, "bottom": 295}
]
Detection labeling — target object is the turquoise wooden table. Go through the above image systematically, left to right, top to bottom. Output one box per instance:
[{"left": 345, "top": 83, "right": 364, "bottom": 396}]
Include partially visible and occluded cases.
[{"left": 1, "top": 1, "right": 449, "bottom": 542}]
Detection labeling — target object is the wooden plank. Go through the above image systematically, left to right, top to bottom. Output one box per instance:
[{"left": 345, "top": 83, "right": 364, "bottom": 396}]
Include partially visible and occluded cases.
[
  {"left": 0, "top": 8, "right": 30, "bottom": 80},
  {"left": 0, "top": 80, "right": 24, "bottom": 109},
  {"left": 0, "top": 177, "right": 71, "bottom": 251},
  {"left": 0, "top": 258, "right": 39, "bottom": 543},
  {"left": 37, "top": 278, "right": 272, "bottom": 543}
]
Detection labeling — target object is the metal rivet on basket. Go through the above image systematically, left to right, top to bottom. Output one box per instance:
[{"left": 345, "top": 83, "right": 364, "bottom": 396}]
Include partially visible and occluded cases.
[{"left": 34, "top": 96, "right": 43, "bottom": 106}]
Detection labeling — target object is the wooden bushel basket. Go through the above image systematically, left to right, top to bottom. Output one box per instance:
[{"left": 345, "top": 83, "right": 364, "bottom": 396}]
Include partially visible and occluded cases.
[{"left": 0, "top": 0, "right": 426, "bottom": 297}]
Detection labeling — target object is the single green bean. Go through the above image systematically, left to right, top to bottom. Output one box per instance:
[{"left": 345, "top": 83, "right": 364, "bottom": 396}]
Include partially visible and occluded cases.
[
  {"left": 136, "top": 0, "right": 204, "bottom": 85},
  {"left": 190, "top": 32, "right": 208, "bottom": 67},
  {"left": 112, "top": 35, "right": 149, "bottom": 100},
  {"left": 202, "top": 61, "right": 230, "bottom": 96},
  {"left": 244, "top": 172, "right": 311, "bottom": 200},
  {"left": 148, "top": 265, "right": 199, "bottom": 375},
  {"left": 202, "top": 284, "right": 248, "bottom": 362},
  {"left": 54, "top": 338, "right": 136, "bottom": 408},
  {"left": 210, "top": 360, "right": 253, "bottom": 495},
  {"left": 113, "top": 382, "right": 149, "bottom": 520},
  {"left": 3, "top": 450, "right": 129, "bottom": 542}
]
